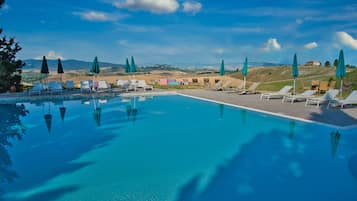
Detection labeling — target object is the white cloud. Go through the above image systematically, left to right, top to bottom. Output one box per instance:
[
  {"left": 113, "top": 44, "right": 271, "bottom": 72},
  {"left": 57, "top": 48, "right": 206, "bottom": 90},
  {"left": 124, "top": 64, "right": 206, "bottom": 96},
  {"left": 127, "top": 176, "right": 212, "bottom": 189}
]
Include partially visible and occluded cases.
[
  {"left": 113, "top": 0, "right": 179, "bottom": 14},
  {"left": 183, "top": 1, "right": 202, "bottom": 14},
  {"left": 73, "top": 11, "right": 125, "bottom": 22},
  {"left": 115, "top": 24, "right": 163, "bottom": 32},
  {"left": 336, "top": 31, "right": 357, "bottom": 49},
  {"left": 262, "top": 38, "right": 281, "bottom": 51},
  {"left": 118, "top": 39, "right": 128, "bottom": 46},
  {"left": 304, "top": 42, "right": 318, "bottom": 49},
  {"left": 213, "top": 48, "right": 225, "bottom": 55},
  {"left": 35, "top": 51, "right": 64, "bottom": 60}
]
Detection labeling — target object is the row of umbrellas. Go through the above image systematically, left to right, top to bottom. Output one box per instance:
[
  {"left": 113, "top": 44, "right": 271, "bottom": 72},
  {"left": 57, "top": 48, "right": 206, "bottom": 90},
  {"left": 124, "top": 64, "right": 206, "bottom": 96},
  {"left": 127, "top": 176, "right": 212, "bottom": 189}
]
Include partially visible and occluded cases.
[
  {"left": 219, "top": 49, "right": 347, "bottom": 94},
  {"left": 39, "top": 56, "right": 138, "bottom": 82},
  {"left": 125, "top": 56, "right": 137, "bottom": 73},
  {"left": 219, "top": 57, "right": 255, "bottom": 91}
]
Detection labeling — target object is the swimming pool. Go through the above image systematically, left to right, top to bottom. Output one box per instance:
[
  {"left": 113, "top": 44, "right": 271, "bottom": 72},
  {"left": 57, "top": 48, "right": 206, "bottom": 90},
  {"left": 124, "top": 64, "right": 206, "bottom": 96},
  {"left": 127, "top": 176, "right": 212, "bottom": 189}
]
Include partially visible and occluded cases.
[{"left": 1, "top": 95, "right": 356, "bottom": 201}]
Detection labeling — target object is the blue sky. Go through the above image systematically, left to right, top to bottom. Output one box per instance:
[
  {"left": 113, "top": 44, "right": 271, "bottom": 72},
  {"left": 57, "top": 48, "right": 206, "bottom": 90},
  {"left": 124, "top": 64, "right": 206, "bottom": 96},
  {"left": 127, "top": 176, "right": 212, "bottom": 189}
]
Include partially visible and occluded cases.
[{"left": 1, "top": 0, "right": 357, "bottom": 67}]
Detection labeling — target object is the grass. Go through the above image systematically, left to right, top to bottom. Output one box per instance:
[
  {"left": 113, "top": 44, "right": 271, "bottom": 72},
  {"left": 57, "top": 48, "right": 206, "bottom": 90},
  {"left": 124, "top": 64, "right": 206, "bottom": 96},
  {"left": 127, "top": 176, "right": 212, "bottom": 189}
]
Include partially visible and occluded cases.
[
  {"left": 230, "top": 65, "right": 336, "bottom": 83},
  {"left": 245, "top": 66, "right": 357, "bottom": 97}
]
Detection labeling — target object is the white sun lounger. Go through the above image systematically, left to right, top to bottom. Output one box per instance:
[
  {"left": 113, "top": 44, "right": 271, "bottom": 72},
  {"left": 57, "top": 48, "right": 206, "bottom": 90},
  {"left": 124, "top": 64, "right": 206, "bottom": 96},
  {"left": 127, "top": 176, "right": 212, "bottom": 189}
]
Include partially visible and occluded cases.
[
  {"left": 65, "top": 80, "right": 75, "bottom": 90},
  {"left": 80, "top": 80, "right": 92, "bottom": 93},
  {"left": 97, "top": 80, "right": 111, "bottom": 92},
  {"left": 116, "top": 80, "right": 130, "bottom": 88},
  {"left": 126, "top": 80, "right": 138, "bottom": 92},
  {"left": 137, "top": 80, "right": 153, "bottom": 91},
  {"left": 215, "top": 80, "right": 232, "bottom": 91},
  {"left": 48, "top": 81, "right": 63, "bottom": 94},
  {"left": 29, "top": 82, "right": 45, "bottom": 95},
  {"left": 226, "top": 82, "right": 244, "bottom": 93},
  {"left": 239, "top": 82, "right": 260, "bottom": 95},
  {"left": 260, "top": 86, "right": 292, "bottom": 100},
  {"left": 305, "top": 89, "right": 339, "bottom": 107},
  {"left": 282, "top": 90, "right": 317, "bottom": 104},
  {"left": 328, "top": 90, "right": 357, "bottom": 109}
]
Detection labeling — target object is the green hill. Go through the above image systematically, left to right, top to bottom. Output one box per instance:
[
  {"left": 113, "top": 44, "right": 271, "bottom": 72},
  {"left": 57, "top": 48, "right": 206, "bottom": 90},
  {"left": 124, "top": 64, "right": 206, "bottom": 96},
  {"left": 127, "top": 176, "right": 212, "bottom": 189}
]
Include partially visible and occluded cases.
[{"left": 230, "top": 65, "right": 356, "bottom": 95}]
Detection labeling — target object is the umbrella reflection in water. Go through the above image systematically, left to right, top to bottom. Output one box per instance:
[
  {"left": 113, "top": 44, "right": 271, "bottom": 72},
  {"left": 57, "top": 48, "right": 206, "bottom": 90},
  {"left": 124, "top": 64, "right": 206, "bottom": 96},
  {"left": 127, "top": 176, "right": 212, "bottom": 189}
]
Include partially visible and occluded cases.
[
  {"left": 125, "top": 97, "right": 138, "bottom": 123},
  {"left": 92, "top": 98, "right": 102, "bottom": 127},
  {"left": 43, "top": 102, "right": 52, "bottom": 133},
  {"left": 219, "top": 104, "right": 224, "bottom": 120},
  {"left": 289, "top": 121, "right": 296, "bottom": 140},
  {"left": 330, "top": 131, "right": 341, "bottom": 158}
]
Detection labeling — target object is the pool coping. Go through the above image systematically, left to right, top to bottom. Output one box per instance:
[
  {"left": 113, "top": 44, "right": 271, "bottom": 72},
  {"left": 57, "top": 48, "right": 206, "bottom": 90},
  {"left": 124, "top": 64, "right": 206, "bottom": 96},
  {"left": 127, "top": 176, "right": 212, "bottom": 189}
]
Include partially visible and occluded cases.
[{"left": 176, "top": 92, "right": 357, "bottom": 131}]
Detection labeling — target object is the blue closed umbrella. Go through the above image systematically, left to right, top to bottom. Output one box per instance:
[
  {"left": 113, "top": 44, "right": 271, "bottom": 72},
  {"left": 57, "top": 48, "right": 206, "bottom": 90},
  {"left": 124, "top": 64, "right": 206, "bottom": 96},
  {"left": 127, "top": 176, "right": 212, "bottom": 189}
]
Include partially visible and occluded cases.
[
  {"left": 336, "top": 49, "right": 346, "bottom": 96},
  {"left": 292, "top": 54, "right": 299, "bottom": 95},
  {"left": 41, "top": 56, "right": 49, "bottom": 84},
  {"left": 90, "top": 56, "right": 100, "bottom": 75},
  {"left": 130, "top": 56, "right": 136, "bottom": 73},
  {"left": 242, "top": 57, "right": 248, "bottom": 90},
  {"left": 57, "top": 58, "right": 64, "bottom": 82},
  {"left": 125, "top": 58, "right": 130, "bottom": 73},
  {"left": 220, "top": 60, "right": 225, "bottom": 76}
]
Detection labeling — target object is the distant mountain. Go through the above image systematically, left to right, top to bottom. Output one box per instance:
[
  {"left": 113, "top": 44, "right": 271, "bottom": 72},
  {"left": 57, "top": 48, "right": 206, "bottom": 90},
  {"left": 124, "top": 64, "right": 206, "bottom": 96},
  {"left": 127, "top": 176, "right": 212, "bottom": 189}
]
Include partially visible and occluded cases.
[
  {"left": 23, "top": 59, "right": 125, "bottom": 70},
  {"left": 23, "top": 59, "right": 284, "bottom": 71}
]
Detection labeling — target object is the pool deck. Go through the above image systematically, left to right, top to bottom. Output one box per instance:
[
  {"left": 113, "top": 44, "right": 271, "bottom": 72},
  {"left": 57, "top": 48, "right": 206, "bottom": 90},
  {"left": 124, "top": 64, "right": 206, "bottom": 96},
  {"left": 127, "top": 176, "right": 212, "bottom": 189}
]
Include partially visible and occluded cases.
[{"left": 178, "top": 89, "right": 357, "bottom": 128}]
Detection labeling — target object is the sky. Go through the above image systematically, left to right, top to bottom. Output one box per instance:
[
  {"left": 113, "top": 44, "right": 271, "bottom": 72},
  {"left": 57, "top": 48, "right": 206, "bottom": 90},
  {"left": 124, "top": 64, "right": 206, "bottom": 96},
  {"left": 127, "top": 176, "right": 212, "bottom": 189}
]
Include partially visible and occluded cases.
[{"left": 1, "top": 0, "right": 357, "bottom": 67}]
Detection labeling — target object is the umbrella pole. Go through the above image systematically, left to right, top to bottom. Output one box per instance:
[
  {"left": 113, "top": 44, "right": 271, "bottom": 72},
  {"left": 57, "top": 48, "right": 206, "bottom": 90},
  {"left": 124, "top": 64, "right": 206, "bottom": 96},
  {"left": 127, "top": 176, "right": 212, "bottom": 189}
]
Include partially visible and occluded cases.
[
  {"left": 243, "top": 77, "right": 245, "bottom": 90},
  {"left": 293, "top": 78, "right": 296, "bottom": 95},
  {"left": 340, "top": 79, "right": 343, "bottom": 98}
]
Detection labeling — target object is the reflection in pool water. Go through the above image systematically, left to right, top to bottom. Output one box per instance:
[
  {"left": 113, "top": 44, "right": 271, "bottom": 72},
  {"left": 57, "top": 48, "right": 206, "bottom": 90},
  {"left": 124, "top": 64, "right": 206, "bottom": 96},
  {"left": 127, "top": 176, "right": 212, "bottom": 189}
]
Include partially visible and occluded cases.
[
  {"left": 0, "top": 95, "right": 356, "bottom": 201},
  {"left": 0, "top": 103, "right": 29, "bottom": 194}
]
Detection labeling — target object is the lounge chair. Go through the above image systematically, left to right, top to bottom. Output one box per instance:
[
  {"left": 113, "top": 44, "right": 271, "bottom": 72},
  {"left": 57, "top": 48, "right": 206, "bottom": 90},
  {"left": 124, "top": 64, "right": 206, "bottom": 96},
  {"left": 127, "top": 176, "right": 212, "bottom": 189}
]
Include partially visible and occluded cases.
[
  {"left": 182, "top": 79, "right": 190, "bottom": 85},
  {"left": 65, "top": 80, "right": 75, "bottom": 90},
  {"left": 80, "top": 80, "right": 92, "bottom": 93},
  {"left": 97, "top": 80, "right": 111, "bottom": 92},
  {"left": 116, "top": 80, "right": 130, "bottom": 88},
  {"left": 126, "top": 80, "right": 138, "bottom": 92},
  {"left": 137, "top": 80, "right": 153, "bottom": 91},
  {"left": 215, "top": 80, "right": 232, "bottom": 91},
  {"left": 311, "top": 80, "right": 320, "bottom": 91},
  {"left": 48, "top": 81, "right": 63, "bottom": 94},
  {"left": 318, "top": 81, "right": 329, "bottom": 94},
  {"left": 29, "top": 82, "right": 45, "bottom": 95},
  {"left": 225, "top": 82, "right": 244, "bottom": 93},
  {"left": 239, "top": 82, "right": 260, "bottom": 95},
  {"left": 260, "top": 86, "right": 292, "bottom": 100},
  {"left": 305, "top": 89, "right": 339, "bottom": 107},
  {"left": 282, "top": 90, "right": 317, "bottom": 104},
  {"left": 328, "top": 90, "right": 357, "bottom": 109}
]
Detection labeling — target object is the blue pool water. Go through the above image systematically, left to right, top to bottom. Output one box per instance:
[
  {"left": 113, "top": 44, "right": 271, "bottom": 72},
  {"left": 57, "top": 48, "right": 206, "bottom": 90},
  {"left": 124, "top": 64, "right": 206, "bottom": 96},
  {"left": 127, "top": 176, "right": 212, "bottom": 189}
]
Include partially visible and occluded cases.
[{"left": 0, "top": 95, "right": 356, "bottom": 201}]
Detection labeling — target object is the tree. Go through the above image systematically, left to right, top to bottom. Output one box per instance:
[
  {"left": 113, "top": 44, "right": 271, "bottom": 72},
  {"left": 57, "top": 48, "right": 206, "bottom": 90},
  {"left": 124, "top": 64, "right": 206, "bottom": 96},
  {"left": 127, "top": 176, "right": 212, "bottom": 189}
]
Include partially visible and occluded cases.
[
  {"left": 0, "top": 1, "right": 25, "bottom": 93},
  {"left": 0, "top": 29, "right": 25, "bottom": 92},
  {"left": 333, "top": 59, "right": 338, "bottom": 67},
  {"left": 324, "top": 61, "right": 331, "bottom": 67}
]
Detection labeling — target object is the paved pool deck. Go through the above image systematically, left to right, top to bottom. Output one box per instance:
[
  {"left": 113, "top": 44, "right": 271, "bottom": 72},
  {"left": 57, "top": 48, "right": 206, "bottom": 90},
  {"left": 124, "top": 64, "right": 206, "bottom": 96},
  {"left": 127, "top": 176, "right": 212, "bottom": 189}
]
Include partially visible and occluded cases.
[{"left": 178, "top": 89, "right": 357, "bottom": 128}]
